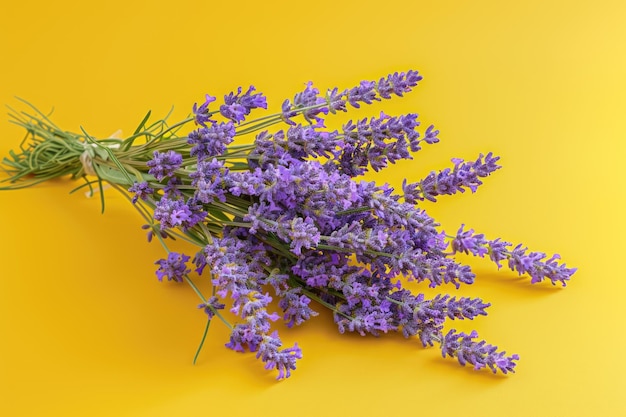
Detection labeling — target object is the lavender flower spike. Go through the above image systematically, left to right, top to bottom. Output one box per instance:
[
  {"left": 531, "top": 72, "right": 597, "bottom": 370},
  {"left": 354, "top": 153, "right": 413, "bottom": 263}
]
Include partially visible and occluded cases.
[
  {"left": 347, "top": 70, "right": 423, "bottom": 108},
  {"left": 376, "top": 70, "right": 423, "bottom": 98},
  {"left": 281, "top": 81, "right": 329, "bottom": 126},
  {"left": 220, "top": 86, "right": 267, "bottom": 123},
  {"left": 192, "top": 94, "right": 217, "bottom": 127},
  {"left": 187, "top": 122, "right": 236, "bottom": 160},
  {"left": 146, "top": 150, "right": 183, "bottom": 182},
  {"left": 403, "top": 152, "right": 501, "bottom": 203},
  {"left": 128, "top": 181, "right": 154, "bottom": 203},
  {"left": 451, "top": 224, "right": 576, "bottom": 286},
  {"left": 155, "top": 252, "right": 191, "bottom": 282},
  {"left": 198, "top": 296, "right": 226, "bottom": 319},
  {"left": 442, "top": 329, "right": 519, "bottom": 374},
  {"left": 256, "top": 332, "right": 303, "bottom": 380}
]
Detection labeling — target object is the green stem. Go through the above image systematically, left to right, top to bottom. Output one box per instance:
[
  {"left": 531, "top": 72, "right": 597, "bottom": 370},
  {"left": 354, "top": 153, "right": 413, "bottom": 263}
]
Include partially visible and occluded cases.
[
  {"left": 335, "top": 206, "right": 373, "bottom": 216},
  {"left": 316, "top": 243, "right": 394, "bottom": 259},
  {"left": 193, "top": 316, "right": 212, "bottom": 365}
]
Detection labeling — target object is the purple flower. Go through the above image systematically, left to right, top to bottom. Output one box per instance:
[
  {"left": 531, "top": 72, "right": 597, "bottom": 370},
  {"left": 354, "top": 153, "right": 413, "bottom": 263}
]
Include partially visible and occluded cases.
[
  {"left": 280, "top": 70, "right": 423, "bottom": 124},
  {"left": 347, "top": 70, "right": 423, "bottom": 107},
  {"left": 376, "top": 70, "right": 423, "bottom": 98},
  {"left": 347, "top": 80, "right": 379, "bottom": 108},
  {"left": 281, "top": 81, "right": 328, "bottom": 126},
  {"left": 293, "top": 82, "right": 328, "bottom": 124},
  {"left": 220, "top": 86, "right": 267, "bottom": 123},
  {"left": 326, "top": 87, "right": 348, "bottom": 113},
  {"left": 193, "top": 94, "right": 217, "bottom": 127},
  {"left": 281, "top": 99, "right": 298, "bottom": 125},
  {"left": 336, "top": 112, "right": 426, "bottom": 174},
  {"left": 187, "top": 122, "right": 236, "bottom": 160},
  {"left": 285, "top": 124, "right": 338, "bottom": 160},
  {"left": 423, "top": 124, "right": 440, "bottom": 144},
  {"left": 246, "top": 130, "right": 297, "bottom": 169},
  {"left": 146, "top": 150, "right": 183, "bottom": 181},
  {"left": 403, "top": 153, "right": 501, "bottom": 203},
  {"left": 189, "top": 158, "right": 228, "bottom": 204},
  {"left": 235, "top": 160, "right": 355, "bottom": 233},
  {"left": 162, "top": 176, "right": 183, "bottom": 199},
  {"left": 128, "top": 181, "right": 154, "bottom": 203},
  {"left": 154, "top": 197, "right": 205, "bottom": 230},
  {"left": 277, "top": 216, "right": 321, "bottom": 256},
  {"left": 326, "top": 221, "right": 388, "bottom": 256},
  {"left": 141, "top": 223, "right": 171, "bottom": 243},
  {"left": 451, "top": 224, "right": 489, "bottom": 257},
  {"left": 450, "top": 225, "right": 576, "bottom": 286},
  {"left": 203, "top": 233, "right": 271, "bottom": 305},
  {"left": 203, "top": 237, "right": 253, "bottom": 300},
  {"left": 507, "top": 245, "right": 576, "bottom": 286},
  {"left": 392, "top": 250, "right": 475, "bottom": 288},
  {"left": 291, "top": 251, "right": 355, "bottom": 289},
  {"left": 155, "top": 252, "right": 190, "bottom": 282},
  {"left": 215, "top": 260, "right": 300, "bottom": 380},
  {"left": 331, "top": 273, "right": 396, "bottom": 336},
  {"left": 278, "top": 291, "right": 318, "bottom": 328},
  {"left": 384, "top": 291, "right": 441, "bottom": 342},
  {"left": 239, "top": 292, "right": 275, "bottom": 318},
  {"left": 432, "top": 294, "right": 490, "bottom": 320},
  {"left": 198, "top": 296, "right": 226, "bottom": 319},
  {"left": 335, "top": 305, "right": 394, "bottom": 337},
  {"left": 226, "top": 323, "right": 264, "bottom": 353},
  {"left": 441, "top": 329, "right": 519, "bottom": 374},
  {"left": 256, "top": 332, "right": 303, "bottom": 380}
]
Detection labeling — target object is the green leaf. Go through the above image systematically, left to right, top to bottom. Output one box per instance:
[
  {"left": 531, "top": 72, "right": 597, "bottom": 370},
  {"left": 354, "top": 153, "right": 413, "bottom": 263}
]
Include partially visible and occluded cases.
[
  {"left": 133, "top": 110, "right": 152, "bottom": 135},
  {"left": 93, "top": 146, "right": 109, "bottom": 161},
  {"left": 95, "top": 166, "right": 134, "bottom": 186},
  {"left": 206, "top": 206, "right": 231, "bottom": 222}
]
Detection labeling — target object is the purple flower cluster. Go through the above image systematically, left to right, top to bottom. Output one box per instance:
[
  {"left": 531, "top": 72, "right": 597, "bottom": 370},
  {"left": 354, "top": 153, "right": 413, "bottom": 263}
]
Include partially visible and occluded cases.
[
  {"left": 126, "top": 69, "right": 574, "bottom": 379},
  {"left": 281, "top": 70, "right": 423, "bottom": 126},
  {"left": 347, "top": 70, "right": 423, "bottom": 107},
  {"left": 282, "top": 82, "right": 328, "bottom": 125},
  {"left": 220, "top": 86, "right": 267, "bottom": 123},
  {"left": 193, "top": 94, "right": 217, "bottom": 127},
  {"left": 249, "top": 113, "right": 438, "bottom": 177},
  {"left": 337, "top": 113, "right": 426, "bottom": 175},
  {"left": 187, "top": 122, "right": 236, "bottom": 160},
  {"left": 146, "top": 150, "right": 183, "bottom": 181},
  {"left": 403, "top": 152, "right": 501, "bottom": 203},
  {"left": 189, "top": 158, "right": 228, "bottom": 204},
  {"left": 128, "top": 181, "right": 154, "bottom": 203},
  {"left": 153, "top": 197, "right": 206, "bottom": 230},
  {"left": 451, "top": 225, "right": 576, "bottom": 286},
  {"left": 199, "top": 233, "right": 302, "bottom": 379},
  {"left": 155, "top": 252, "right": 191, "bottom": 282},
  {"left": 198, "top": 296, "right": 225, "bottom": 319},
  {"left": 442, "top": 330, "right": 519, "bottom": 374}
]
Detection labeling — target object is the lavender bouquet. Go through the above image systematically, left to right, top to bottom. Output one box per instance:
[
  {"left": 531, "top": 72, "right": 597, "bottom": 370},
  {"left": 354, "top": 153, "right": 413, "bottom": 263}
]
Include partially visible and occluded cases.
[{"left": 0, "top": 70, "right": 575, "bottom": 379}]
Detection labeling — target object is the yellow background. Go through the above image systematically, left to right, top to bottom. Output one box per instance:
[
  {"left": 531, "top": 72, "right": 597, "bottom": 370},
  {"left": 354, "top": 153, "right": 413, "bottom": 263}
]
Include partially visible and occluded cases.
[{"left": 1, "top": 0, "right": 625, "bottom": 415}]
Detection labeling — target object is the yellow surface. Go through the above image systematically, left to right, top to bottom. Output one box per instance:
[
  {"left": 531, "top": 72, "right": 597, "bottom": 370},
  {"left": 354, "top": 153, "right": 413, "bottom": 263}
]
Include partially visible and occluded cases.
[{"left": 1, "top": 1, "right": 625, "bottom": 415}]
